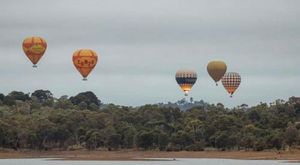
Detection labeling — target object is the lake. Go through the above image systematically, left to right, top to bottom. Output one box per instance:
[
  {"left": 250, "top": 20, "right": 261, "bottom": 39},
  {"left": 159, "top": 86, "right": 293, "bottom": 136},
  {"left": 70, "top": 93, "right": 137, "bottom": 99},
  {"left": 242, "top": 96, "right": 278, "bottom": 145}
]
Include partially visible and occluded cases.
[{"left": 0, "top": 158, "right": 299, "bottom": 165}]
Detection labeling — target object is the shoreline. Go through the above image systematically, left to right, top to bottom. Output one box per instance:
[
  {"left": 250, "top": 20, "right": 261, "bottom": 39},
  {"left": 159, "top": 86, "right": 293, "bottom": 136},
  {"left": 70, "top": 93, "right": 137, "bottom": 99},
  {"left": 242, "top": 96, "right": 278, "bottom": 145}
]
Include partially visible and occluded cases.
[{"left": 0, "top": 150, "right": 299, "bottom": 161}]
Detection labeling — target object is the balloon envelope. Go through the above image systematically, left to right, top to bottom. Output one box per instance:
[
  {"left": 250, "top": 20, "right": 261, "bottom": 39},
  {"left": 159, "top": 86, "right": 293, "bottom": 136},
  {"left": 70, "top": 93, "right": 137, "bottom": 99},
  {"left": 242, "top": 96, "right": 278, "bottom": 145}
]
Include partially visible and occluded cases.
[
  {"left": 22, "top": 36, "right": 47, "bottom": 67},
  {"left": 72, "top": 49, "right": 98, "bottom": 80},
  {"left": 207, "top": 60, "right": 227, "bottom": 85},
  {"left": 175, "top": 69, "right": 197, "bottom": 96},
  {"left": 221, "top": 72, "right": 241, "bottom": 97}
]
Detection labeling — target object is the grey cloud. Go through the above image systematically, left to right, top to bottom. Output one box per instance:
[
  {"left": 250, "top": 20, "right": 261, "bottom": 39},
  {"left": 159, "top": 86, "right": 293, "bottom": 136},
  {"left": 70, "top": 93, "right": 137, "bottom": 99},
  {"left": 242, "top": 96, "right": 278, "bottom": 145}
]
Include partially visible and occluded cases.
[{"left": 0, "top": 0, "right": 299, "bottom": 107}]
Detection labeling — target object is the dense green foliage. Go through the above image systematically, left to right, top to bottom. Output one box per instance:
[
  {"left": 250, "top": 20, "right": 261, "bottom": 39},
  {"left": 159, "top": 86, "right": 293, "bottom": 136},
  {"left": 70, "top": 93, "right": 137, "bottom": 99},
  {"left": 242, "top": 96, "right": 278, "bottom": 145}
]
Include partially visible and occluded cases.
[{"left": 0, "top": 90, "right": 299, "bottom": 151}]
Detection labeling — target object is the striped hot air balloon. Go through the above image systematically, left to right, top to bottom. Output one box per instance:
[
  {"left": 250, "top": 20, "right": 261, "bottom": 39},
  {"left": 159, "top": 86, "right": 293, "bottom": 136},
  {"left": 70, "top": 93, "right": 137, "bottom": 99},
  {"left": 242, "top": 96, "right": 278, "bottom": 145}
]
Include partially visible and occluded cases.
[
  {"left": 22, "top": 36, "right": 47, "bottom": 68},
  {"left": 72, "top": 49, "right": 98, "bottom": 81},
  {"left": 207, "top": 60, "right": 227, "bottom": 86},
  {"left": 175, "top": 69, "right": 197, "bottom": 96},
  {"left": 221, "top": 72, "right": 241, "bottom": 97}
]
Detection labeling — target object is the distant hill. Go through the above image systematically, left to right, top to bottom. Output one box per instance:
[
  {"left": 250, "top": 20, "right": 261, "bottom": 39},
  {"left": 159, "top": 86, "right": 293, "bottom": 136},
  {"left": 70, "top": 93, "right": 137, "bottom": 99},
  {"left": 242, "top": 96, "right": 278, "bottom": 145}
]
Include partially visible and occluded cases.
[{"left": 156, "top": 98, "right": 210, "bottom": 111}]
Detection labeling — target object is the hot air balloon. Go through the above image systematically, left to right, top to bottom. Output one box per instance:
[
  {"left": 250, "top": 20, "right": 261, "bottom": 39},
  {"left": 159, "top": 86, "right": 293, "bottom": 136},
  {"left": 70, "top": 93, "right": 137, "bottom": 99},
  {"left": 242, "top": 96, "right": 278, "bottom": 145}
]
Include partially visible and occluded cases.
[
  {"left": 22, "top": 36, "right": 47, "bottom": 68},
  {"left": 72, "top": 49, "right": 98, "bottom": 81},
  {"left": 207, "top": 60, "right": 227, "bottom": 86},
  {"left": 175, "top": 69, "right": 197, "bottom": 96},
  {"left": 221, "top": 72, "right": 241, "bottom": 97}
]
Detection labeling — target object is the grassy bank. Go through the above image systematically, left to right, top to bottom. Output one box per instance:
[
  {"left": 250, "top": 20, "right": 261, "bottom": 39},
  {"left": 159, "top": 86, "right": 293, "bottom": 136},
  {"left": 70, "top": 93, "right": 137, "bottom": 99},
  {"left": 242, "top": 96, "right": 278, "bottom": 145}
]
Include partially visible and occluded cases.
[{"left": 0, "top": 150, "right": 299, "bottom": 161}]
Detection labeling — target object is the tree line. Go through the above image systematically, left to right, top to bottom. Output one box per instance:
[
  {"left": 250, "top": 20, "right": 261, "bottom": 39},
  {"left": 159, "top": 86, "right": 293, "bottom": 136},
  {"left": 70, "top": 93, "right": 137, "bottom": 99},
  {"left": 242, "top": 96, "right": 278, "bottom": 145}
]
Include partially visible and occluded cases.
[{"left": 0, "top": 90, "right": 299, "bottom": 151}]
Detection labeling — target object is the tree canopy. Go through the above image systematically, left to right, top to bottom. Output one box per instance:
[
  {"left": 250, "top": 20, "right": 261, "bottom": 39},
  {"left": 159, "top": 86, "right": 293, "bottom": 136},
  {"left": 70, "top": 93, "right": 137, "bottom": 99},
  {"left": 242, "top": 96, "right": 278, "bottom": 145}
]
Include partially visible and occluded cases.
[{"left": 0, "top": 90, "right": 299, "bottom": 151}]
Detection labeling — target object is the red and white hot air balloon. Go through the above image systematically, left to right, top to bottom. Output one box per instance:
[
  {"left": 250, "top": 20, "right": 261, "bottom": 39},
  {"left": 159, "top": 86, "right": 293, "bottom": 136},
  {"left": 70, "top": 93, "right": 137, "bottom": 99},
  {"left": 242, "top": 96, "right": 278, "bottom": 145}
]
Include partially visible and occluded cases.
[{"left": 221, "top": 72, "right": 241, "bottom": 97}]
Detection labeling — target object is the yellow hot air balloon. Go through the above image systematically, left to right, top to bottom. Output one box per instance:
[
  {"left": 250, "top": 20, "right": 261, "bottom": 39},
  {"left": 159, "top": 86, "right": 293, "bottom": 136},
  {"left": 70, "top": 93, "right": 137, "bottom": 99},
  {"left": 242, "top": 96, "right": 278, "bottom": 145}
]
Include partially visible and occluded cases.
[
  {"left": 22, "top": 36, "right": 47, "bottom": 67},
  {"left": 72, "top": 49, "right": 98, "bottom": 81},
  {"left": 207, "top": 60, "right": 227, "bottom": 86},
  {"left": 175, "top": 69, "right": 197, "bottom": 96},
  {"left": 221, "top": 72, "right": 241, "bottom": 97}
]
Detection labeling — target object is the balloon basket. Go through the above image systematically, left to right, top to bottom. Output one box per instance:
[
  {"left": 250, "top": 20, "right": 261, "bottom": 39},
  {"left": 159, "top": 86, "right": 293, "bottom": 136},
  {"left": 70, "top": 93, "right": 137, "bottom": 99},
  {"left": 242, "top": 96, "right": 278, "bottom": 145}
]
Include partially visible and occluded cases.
[
  {"left": 32, "top": 64, "right": 37, "bottom": 68},
  {"left": 82, "top": 77, "right": 88, "bottom": 81}
]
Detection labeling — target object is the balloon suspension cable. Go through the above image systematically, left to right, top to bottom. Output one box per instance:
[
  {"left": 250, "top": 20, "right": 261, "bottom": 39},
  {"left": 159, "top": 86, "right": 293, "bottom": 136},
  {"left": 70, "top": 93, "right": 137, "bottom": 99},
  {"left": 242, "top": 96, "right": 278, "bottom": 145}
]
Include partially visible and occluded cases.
[
  {"left": 32, "top": 64, "right": 37, "bottom": 68},
  {"left": 82, "top": 77, "right": 88, "bottom": 81}
]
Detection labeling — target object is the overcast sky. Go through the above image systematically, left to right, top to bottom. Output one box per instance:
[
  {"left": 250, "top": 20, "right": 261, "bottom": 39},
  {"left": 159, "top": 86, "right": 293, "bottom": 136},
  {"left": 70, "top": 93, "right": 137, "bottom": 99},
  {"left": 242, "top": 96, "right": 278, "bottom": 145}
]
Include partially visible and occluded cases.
[{"left": 0, "top": 0, "right": 299, "bottom": 107}]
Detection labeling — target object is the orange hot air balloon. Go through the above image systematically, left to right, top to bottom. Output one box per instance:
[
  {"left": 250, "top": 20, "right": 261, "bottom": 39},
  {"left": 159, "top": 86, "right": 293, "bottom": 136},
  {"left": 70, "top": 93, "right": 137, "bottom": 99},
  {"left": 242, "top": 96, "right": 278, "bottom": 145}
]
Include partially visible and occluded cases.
[
  {"left": 22, "top": 36, "right": 47, "bottom": 67},
  {"left": 72, "top": 49, "right": 98, "bottom": 81},
  {"left": 221, "top": 72, "right": 241, "bottom": 97}
]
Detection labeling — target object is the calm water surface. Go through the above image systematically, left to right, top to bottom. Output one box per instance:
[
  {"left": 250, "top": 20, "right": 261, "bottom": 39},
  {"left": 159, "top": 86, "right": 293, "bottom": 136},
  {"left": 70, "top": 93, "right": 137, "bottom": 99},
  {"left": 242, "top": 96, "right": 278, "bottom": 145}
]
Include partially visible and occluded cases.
[{"left": 0, "top": 158, "right": 299, "bottom": 165}]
